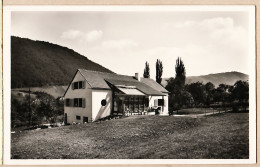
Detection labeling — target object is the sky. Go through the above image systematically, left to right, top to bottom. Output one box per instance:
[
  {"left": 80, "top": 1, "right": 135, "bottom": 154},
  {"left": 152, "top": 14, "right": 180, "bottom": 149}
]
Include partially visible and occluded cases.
[{"left": 11, "top": 9, "right": 251, "bottom": 79}]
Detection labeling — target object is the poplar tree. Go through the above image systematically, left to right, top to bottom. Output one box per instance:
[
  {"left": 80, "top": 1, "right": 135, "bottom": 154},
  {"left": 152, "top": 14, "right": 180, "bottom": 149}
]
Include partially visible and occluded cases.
[
  {"left": 166, "top": 57, "right": 188, "bottom": 113},
  {"left": 175, "top": 57, "right": 186, "bottom": 89},
  {"left": 156, "top": 59, "right": 163, "bottom": 84},
  {"left": 143, "top": 61, "right": 150, "bottom": 78}
]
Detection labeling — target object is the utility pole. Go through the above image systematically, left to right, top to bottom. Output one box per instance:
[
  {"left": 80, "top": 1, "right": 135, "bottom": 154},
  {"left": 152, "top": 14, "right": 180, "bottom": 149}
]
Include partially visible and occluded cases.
[{"left": 28, "top": 87, "right": 32, "bottom": 127}]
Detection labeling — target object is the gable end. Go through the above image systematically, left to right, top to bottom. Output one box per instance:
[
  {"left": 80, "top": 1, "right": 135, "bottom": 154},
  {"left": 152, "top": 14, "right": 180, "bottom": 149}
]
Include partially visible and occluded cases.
[{"left": 63, "top": 69, "right": 92, "bottom": 97}]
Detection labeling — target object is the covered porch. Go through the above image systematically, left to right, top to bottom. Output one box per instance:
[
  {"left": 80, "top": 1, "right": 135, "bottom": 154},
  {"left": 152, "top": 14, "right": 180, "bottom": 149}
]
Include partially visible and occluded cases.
[
  {"left": 111, "top": 85, "right": 149, "bottom": 116},
  {"left": 113, "top": 95, "right": 150, "bottom": 116}
]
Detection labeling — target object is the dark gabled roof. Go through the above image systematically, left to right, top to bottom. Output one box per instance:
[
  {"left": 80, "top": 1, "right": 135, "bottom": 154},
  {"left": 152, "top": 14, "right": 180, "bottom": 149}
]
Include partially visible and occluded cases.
[
  {"left": 78, "top": 69, "right": 166, "bottom": 96},
  {"left": 79, "top": 69, "right": 136, "bottom": 89},
  {"left": 141, "top": 78, "right": 169, "bottom": 93}
]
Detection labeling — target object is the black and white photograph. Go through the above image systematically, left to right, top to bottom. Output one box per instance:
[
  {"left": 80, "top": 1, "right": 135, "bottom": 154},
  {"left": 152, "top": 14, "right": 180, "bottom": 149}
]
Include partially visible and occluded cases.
[{"left": 3, "top": 5, "right": 256, "bottom": 165}]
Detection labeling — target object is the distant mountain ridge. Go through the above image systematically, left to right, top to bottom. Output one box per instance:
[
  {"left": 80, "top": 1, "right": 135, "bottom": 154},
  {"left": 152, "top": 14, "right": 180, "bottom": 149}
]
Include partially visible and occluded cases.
[
  {"left": 11, "top": 36, "right": 113, "bottom": 88},
  {"left": 161, "top": 71, "right": 249, "bottom": 87}
]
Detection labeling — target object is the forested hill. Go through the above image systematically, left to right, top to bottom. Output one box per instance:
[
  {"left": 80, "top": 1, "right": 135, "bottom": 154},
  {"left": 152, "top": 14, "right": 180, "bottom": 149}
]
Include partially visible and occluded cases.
[
  {"left": 11, "top": 36, "right": 113, "bottom": 88},
  {"left": 161, "top": 71, "right": 249, "bottom": 87}
]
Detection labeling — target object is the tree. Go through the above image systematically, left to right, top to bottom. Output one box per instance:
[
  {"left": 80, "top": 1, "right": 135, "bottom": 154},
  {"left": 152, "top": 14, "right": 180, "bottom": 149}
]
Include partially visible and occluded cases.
[
  {"left": 166, "top": 57, "right": 187, "bottom": 113},
  {"left": 175, "top": 57, "right": 186, "bottom": 89},
  {"left": 156, "top": 59, "right": 163, "bottom": 84},
  {"left": 143, "top": 61, "right": 150, "bottom": 78},
  {"left": 165, "top": 77, "right": 175, "bottom": 94},
  {"left": 166, "top": 78, "right": 179, "bottom": 112},
  {"left": 231, "top": 80, "right": 249, "bottom": 111},
  {"left": 232, "top": 80, "right": 249, "bottom": 102},
  {"left": 186, "top": 82, "right": 207, "bottom": 106},
  {"left": 205, "top": 82, "right": 215, "bottom": 106},
  {"left": 205, "top": 82, "right": 215, "bottom": 93},
  {"left": 167, "top": 83, "right": 194, "bottom": 113},
  {"left": 209, "top": 83, "right": 234, "bottom": 111},
  {"left": 213, "top": 84, "right": 229, "bottom": 102},
  {"left": 217, "top": 84, "right": 230, "bottom": 110},
  {"left": 228, "top": 85, "right": 234, "bottom": 101},
  {"left": 179, "top": 90, "right": 194, "bottom": 108},
  {"left": 11, "top": 91, "right": 64, "bottom": 128},
  {"left": 34, "top": 92, "right": 64, "bottom": 125},
  {"left": 11, "top": 96, "right": 32, "bottom": 127},
  {"left": 11, "top": 98, "right": 21, "bottom": 128},
  {"left": 36, "top": 101, "right": 53, "bottom": 125}
]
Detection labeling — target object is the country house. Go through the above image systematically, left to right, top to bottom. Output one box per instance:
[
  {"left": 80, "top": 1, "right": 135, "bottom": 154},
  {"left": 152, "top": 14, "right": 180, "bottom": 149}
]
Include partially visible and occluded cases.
[{"left": 63, "top": 69, "right": 169, "bottom": 124}]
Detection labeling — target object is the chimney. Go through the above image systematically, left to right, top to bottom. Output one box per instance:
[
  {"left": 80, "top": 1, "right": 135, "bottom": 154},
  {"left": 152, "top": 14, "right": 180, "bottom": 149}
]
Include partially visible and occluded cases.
[{"left": 135, "top": 73, "right": 140, "bottom": 81}]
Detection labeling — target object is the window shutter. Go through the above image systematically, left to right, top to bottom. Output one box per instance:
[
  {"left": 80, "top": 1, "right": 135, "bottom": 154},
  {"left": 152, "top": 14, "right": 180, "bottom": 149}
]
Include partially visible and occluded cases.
[
  {"left": 82, "top": 81, "right": 85, "bottom": 89},
  {"left": 71, "top": 83, "right": 74, "bottom": 90},
  {"left": 82, "top": 98, "right": 85, "bottom": 108},
  {"left": 65, "top": 99, "right": 70, "bottom": 107},
  {"left": 154, "top": 99, "right": 158, "bottom": 106}
]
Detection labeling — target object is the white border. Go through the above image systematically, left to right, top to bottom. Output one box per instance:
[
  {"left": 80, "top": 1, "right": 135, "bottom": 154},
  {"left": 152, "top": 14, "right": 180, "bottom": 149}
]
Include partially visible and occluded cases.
[
  {"left": 3, "top": 5, "right": 256, "bottom": 165},
  {"left": 3, "top": 5, "right": 256, "bottom": 11},
  {"left": 248, "top": 6, "right": 257, "bottom": 163},
  {"left": 3, "top": 8, "right": 11, "bottom": 165}
]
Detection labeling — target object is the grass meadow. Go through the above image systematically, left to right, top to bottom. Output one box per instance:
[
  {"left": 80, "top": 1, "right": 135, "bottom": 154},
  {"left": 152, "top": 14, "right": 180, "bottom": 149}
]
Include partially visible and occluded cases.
[{"left": 11, "top": 112, "right": 249, "bottom": 159}]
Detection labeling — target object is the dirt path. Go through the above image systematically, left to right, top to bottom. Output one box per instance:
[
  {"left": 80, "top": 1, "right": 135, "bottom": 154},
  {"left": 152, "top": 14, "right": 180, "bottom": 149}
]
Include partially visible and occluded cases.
[{"left": 172, "top": 110, "right": 231, "bottom": 118}]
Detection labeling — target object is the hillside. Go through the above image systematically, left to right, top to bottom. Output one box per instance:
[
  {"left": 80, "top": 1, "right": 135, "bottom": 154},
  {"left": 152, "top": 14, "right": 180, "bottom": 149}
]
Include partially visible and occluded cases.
[
  {"left": 11, "top": 36, "right": 113, "bottom": 88},
  {"left": 161, "top": 71, "right": 249, "bottom": 87},
  {"left": 12, "top": 85, "right": 68, "bottom": 99}
]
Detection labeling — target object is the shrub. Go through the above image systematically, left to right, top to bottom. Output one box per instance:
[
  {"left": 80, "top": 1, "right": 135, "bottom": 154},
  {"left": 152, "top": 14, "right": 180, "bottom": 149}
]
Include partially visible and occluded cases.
[{"left": 232, "top": 105, "right": 239, "bottom": 112}]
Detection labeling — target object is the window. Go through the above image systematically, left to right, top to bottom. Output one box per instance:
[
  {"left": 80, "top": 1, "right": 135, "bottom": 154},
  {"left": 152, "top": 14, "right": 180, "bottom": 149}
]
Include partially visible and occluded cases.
[
  {"left": 72, "top": 81, "right": 85, "bottom": 90},
  {"left": 79, "top": 81, "right": 83, "bottom": 88},
  {"left": 129, "top": 97, "right": 134, "bottom": 111},
  {"left": 134, "top": 97, "right": 139, "bottom": 112},
  {"left": 140, "top": 97, "right": 144, "bottom": 111},
  {"left": 73, "top": 98, "right": 85, "bottom": 107},
  {"left": 74, "top": 98, "right": 78, "bottom": 107},
  {"left": 65, "top": 99, "right": 70, "bottom": 106},
  {"left": 79, "top": 99, "right": 82, "bottom": 107},
  {"left": 101, "top": 99, "right": 106, "bottom": 106},
  {"left": 158, "top": 99, "right": 164, "bottom": 106},
  {"left": 76, "top": 115, "right": 81, "bottom": 120}
]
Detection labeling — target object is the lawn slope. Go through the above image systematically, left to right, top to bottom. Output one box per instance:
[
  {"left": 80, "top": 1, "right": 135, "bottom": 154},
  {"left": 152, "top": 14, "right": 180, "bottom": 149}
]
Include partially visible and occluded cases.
[{"left": 11, "top": 112, "right": 248, "bottom": 159}]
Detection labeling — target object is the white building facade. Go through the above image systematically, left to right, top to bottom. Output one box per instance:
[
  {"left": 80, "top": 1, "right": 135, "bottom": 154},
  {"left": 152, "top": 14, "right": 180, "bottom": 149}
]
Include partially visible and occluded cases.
[{"left": 64, "top": 69, "right": 169, "bottom": 124}]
